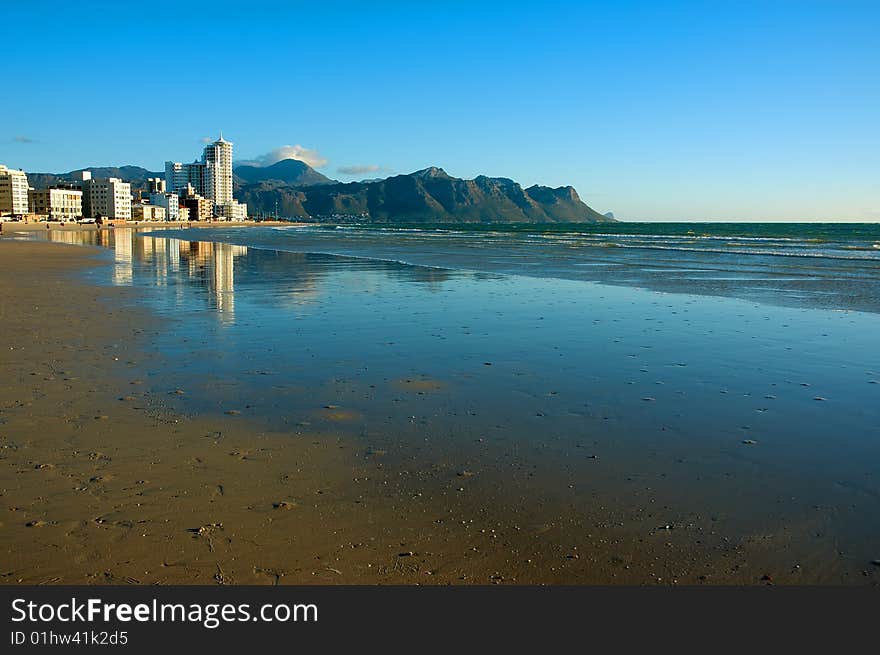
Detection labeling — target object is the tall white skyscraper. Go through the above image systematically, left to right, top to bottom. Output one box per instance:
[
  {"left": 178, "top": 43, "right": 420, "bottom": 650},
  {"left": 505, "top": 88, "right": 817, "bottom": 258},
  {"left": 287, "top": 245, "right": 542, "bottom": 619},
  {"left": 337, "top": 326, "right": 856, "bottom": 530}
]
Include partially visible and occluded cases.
[
  {"left": 165, "top": 134, "right": 246, "bottom": 221},
  {"left": 165, "top": 134, "right": 233, "bottom": 205},
  {"left": 203, "top": 135, "right": 233, "bottom": 205}
]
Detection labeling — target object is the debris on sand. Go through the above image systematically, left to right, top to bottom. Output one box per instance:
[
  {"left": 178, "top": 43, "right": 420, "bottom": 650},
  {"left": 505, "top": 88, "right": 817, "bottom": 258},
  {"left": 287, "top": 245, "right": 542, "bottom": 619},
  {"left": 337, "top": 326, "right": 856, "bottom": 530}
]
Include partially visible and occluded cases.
[{"left": 188, "top": 523, "right": 223, "bottom": 537}]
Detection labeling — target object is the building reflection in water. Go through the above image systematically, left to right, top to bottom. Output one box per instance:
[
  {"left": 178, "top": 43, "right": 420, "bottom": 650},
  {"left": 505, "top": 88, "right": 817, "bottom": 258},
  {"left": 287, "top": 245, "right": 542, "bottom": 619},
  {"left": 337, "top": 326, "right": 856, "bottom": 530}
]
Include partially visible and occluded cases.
[
  {"left": 43, "top": 227, "right": 452, "bottom": 327},
  {"left": 47, "top": 228, "right": 248, "bottom": 324},
  {"left": 113, "top": 228, "right": 134, "bottom": 285},
  {"left": 176, "top": 238, "right": 248, "bottom": 322}
]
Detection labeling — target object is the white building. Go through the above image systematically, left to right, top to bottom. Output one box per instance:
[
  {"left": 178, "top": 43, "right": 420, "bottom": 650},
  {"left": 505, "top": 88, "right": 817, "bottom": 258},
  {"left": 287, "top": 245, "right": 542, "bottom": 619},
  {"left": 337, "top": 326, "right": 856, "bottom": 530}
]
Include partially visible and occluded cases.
[
  {"left": 165, "top": 134, "right": 239, "bottom": 218},
  {"left": 203, "top": 135, "right": 233, "bottom": 205},
  {"left": 0, "top": 164, "right": 29, "bottom": 216},
  {"left": 82, "top": 176, "right": 132, "bottom": 220},
  {"left": 28, "top": 188, "right": 83, "bottom": 221},
  {"left": 149, "top": 191, "right": 179, "bottom": 220},
  {"left": 216, "top": 200, "right": 248, "bottom": 221},
  {"left": 132, "top": 203, "right": 166, "bottom": 221}
]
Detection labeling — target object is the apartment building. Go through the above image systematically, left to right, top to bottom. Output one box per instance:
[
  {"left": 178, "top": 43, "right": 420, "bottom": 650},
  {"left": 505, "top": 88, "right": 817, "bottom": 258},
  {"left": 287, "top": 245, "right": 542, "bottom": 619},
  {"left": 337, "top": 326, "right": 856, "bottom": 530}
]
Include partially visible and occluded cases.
[
  {"left": 165, "top": 134, "right": 245, "bottom": 219},
  {"left": 202, "top": 136, "right": 233, "bottom": 205},
  {"left": 164, "top": 161, "right": 204, "bottom": 196},
  {"left": 0, "top": 164, "right": 30, "bottom": 216},
  {"left": 82, "top": 176, "right": 132, "bottom": 219},
  {"left": 28, "top": 187, "right": 83, "bottom": 221},
  {"left": 181, "top": 190, "right": 214, "bottom": 221},
  {"left": 149, "top": 191, "right": 179, "bottom": 220},
  {"left": 215, "top": 200, "right": 248, "bottom": 221},
  {"left": 131, "top": 203, "right": 166, "bottom": 221}
]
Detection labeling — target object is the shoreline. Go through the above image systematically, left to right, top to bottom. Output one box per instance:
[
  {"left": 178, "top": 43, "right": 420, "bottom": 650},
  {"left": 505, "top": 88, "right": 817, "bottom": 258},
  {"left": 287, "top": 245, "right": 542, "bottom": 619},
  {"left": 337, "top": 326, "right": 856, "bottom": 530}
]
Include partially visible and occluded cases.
[
  {"left": 1, "top": 220, "right": 313, "bottom": 233},
  {"left": 0, "top": 238, "right": 874, "bottom": 585}
]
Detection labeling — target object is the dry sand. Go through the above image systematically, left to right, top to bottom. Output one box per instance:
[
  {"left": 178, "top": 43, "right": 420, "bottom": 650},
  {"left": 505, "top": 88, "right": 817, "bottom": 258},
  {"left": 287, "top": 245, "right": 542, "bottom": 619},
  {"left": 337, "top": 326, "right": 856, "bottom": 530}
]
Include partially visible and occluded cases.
[{"left": 0, "top": 240, "right": 864, "bottom": 585}]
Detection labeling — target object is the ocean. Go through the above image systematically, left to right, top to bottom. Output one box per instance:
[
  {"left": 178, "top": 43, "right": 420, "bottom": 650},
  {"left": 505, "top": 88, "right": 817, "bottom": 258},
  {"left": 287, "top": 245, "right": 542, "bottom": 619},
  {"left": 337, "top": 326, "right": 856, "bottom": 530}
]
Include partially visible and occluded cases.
[{"left": 140, "top": 222, "right": 880, "bottom": 312}]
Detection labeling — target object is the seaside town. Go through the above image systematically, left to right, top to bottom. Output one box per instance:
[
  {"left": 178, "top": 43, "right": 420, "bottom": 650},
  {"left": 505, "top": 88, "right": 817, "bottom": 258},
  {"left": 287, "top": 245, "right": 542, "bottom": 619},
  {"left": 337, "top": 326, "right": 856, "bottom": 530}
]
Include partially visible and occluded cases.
[{"left": 0, "top": 134, "right": 248, "bottom": 224}]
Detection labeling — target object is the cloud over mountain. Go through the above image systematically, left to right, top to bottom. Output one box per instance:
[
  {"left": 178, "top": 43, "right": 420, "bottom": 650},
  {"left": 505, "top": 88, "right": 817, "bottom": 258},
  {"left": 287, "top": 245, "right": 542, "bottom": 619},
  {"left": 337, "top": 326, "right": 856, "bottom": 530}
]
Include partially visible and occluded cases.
[{"left": 238, "top": 145, "right": 328, "bottom": 169}]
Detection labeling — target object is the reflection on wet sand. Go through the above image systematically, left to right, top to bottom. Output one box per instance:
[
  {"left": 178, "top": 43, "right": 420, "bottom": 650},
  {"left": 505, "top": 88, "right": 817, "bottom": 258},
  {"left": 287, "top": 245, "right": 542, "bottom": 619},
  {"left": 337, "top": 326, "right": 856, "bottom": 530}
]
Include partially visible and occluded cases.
[
  {"left": 44, "top": 228, "right": 457, "bottom": 324},
  {"left": 47, "top": 228, "right": 248, "bottom": 324}
]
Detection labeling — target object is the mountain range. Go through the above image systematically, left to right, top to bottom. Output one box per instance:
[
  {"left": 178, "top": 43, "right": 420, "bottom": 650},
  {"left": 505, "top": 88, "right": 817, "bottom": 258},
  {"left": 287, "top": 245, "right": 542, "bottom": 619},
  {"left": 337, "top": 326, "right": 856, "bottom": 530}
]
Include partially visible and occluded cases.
[
  {"left": 26, "top": 160, "right": 612, "bottom": 223},
  {"left": 236, "top": 164, "right": 611, "bottom": 223}
]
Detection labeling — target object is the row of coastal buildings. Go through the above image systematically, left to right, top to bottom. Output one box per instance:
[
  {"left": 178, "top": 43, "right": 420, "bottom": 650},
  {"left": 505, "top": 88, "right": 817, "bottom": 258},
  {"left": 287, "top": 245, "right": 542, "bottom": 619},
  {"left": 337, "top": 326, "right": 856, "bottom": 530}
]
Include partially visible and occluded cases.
[{"left": 0, "top": 135, "right": 247, "bottom": 222}]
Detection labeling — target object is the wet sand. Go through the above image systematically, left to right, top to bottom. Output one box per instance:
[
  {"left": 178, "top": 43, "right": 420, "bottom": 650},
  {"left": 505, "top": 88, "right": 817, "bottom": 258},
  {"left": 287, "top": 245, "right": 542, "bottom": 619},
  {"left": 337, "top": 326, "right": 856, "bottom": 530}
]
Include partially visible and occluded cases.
[{"left": 1, "top": 240, "right": 877, "bottom": 585}]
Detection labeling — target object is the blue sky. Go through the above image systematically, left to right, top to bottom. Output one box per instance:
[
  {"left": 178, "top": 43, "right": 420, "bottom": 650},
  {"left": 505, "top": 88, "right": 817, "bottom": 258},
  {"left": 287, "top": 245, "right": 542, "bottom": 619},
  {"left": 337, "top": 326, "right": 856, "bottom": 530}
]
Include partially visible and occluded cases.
[{"left": 2, "top": 0, "right": 878, "bottom": 221}]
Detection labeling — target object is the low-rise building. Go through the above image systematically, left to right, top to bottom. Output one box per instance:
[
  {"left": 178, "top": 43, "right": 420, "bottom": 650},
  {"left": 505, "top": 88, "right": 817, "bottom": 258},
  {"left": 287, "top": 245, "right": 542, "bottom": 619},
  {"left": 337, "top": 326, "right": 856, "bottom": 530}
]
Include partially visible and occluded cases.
[
  {"left": 0, "top": 164, "right": 29, "bottom": 216},
  {"left": 28, "top": 188, "right": 83, "bottom": 221},
  {"left": 181, "top": 189, "right": 213, "bottom": 221},
  {"left": 149, "top": 192, "right": 179, "bottom": 220},
  {"left": 215, "top": 200, "right": 248, "bottom": 221},
  {"left": 131, "top": 203, "right": 166, "bottom": 221},
  {"left": 177, "top": 206, "right": 190, "bottom": 221}
]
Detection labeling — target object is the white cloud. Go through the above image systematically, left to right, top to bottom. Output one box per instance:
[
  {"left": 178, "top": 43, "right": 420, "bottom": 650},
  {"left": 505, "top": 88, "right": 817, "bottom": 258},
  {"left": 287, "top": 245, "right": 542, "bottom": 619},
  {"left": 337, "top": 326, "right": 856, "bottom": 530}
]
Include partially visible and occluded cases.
[{"left": 238, "top": 145, "right": 328, "bottom": 168}]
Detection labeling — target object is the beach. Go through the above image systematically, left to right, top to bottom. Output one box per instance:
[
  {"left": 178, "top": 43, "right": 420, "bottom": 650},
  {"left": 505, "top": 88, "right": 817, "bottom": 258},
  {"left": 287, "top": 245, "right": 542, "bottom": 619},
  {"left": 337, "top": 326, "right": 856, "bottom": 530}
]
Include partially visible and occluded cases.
[
  {"left": 1, "top": 231, "right": 879, "bottom": 585},
  {"left": 0, "top": 240, "right": 650, "bottom": 585}
]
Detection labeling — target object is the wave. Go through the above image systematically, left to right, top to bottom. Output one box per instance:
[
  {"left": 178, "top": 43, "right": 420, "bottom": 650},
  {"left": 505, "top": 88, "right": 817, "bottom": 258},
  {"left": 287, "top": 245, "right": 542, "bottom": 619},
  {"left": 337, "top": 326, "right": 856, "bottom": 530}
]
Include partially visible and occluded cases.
[
  {"left": 151, "top": 225, "right": 880, "bottom": 266},
  {"left": 587, "top": 242, "right": 880, "bottom": 261},
  {"left": 233, "top": 243, "right": 457, "bottom": 272}
]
